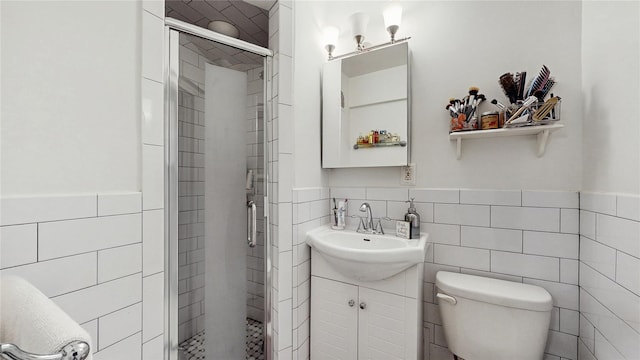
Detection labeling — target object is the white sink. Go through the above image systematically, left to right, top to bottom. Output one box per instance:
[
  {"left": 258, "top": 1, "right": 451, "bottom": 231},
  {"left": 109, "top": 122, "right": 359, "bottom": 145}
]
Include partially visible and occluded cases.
[{"left": 305, "top": 225, "right": 429, "bottom": 282}]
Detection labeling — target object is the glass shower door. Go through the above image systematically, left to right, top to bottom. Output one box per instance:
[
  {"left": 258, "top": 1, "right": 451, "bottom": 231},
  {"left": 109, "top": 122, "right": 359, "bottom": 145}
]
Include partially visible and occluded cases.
[{"left": 167, "top": 27, "right": 269, "bottom": 360}]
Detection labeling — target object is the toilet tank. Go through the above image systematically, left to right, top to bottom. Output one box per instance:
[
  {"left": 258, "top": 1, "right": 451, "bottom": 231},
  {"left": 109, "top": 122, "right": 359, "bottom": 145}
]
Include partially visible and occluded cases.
[{"left": 436, "top": 271, "right": 553, "bottom": 360}]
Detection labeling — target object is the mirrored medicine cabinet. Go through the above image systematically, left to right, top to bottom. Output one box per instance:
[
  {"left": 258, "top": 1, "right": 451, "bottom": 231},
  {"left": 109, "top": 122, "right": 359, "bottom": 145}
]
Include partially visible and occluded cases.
[{"left": 322, "top": 41, "right": 410, "bottom": 168}]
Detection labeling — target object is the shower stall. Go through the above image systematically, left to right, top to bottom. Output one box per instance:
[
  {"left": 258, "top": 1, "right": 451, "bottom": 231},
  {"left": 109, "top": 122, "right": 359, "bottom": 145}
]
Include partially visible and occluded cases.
[{"left": 164, "top": 19, "right": 273, "bottom": 360}]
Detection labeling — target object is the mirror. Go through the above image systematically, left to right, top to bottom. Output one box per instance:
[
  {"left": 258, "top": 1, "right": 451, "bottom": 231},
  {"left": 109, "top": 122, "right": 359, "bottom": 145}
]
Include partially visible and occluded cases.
[{"left": 322, "top": 41, "right": 410, "bottom": 168}]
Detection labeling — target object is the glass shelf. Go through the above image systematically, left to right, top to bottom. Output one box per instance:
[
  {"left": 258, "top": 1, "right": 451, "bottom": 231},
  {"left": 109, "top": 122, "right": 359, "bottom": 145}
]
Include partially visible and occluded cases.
[{"left": 353, "top": 141, "right": 407, "bottom": 150}]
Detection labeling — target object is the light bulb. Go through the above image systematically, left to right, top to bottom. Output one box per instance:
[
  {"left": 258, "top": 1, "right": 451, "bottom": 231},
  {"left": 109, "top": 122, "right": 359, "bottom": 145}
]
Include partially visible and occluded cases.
[
  {"left": 383, "top": 5, "right": 402, "bottom": 42},
  {"left": 383, "top": 5, "right": 402, "bottom": 28},
  {"left": 349, "top": 12, "right": 369, "bottom": 50},
  {"left": 323, "top": 26, "right": 339, "bottom": 60},
  {"left": 323, "top": 26, "right": 339, "bottom": 47}
]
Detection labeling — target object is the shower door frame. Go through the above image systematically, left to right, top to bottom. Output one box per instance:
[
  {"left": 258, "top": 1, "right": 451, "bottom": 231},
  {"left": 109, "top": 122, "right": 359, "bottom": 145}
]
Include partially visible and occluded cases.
[{"left": 164, "top": 17, "right": 274, "bottom": 360}]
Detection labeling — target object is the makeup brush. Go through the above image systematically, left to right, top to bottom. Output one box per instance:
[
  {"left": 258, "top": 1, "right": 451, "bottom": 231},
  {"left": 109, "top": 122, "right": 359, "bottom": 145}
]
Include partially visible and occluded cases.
[
  {"left": 468, "top": 86, "right": 479, "bottom": 107},
  {"left": 470, "top": 94, "right": 486, "bottom": 120},
  {"left": 473, "top": 94, "right": 486, "bottom": 108},
  {"left": 505, "top": 95, "right": 537, "bottom": 125},
  {"left": 447, "top": 98, "right": 458, "bottom": 116},
  {"left": 455, "top": 99, "right": 462, "bottom": 114},
  {"left": 490, "top": 99, "right": 506, "bottom": 111},
  {"left": 446, "top": 104, "right": 458, "bottom": 118}
]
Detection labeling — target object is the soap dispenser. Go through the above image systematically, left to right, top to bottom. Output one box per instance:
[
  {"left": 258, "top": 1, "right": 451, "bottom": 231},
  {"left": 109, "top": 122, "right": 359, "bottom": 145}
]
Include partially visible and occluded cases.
[{"left": 404, "top": 198, "right": 421, "bottom": 239}]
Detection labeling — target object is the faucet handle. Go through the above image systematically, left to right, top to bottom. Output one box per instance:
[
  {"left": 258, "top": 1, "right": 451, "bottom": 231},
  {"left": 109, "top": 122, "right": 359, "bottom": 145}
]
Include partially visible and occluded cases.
[
  {"left": 356, "top": 217, "right": 366, "bottom": 233},
  {"left": 375, "top": 219, "right": 385, "bottom": 235}
]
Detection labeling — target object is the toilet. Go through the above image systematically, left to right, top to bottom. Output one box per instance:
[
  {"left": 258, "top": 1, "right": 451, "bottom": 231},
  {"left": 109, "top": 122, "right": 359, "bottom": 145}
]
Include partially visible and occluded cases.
[{"left": 435, "top": 271, "right": 553, "bottom": 360}]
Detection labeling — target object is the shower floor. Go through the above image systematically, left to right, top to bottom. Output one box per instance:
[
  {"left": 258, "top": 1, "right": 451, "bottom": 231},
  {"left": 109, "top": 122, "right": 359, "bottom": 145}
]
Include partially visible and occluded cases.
[{"left": 179, "top": 318, "right": 264, "bottom": 360}]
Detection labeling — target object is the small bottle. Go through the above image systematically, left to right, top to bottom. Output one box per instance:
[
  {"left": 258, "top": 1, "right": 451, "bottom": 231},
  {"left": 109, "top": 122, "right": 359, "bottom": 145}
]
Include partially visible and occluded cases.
[{"left": 404, "top": 198, "right": 421, "bottom": 239}]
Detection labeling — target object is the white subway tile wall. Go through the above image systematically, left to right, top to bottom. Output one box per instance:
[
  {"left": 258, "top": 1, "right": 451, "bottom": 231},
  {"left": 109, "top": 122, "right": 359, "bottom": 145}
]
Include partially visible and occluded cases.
[
  {"left": 270, "top": 2, "right": 298, "bottom": 359},
  {"left": 140, "top": 3, "right": 165, "bottom": 358},
  {"left": 319, "top": 187, "right": 581, "bottom": 360},
  {"left": 292, "top": 188, "right": 330, "bottom": 360},
  {"left": 579, "top": 192, "right": 640, "bottom": 360},
  {"left": 0, "top": 193, "right": 146, "bottom": 358},
  {"left": 0, "top": 224, "right": 38, "bottom": 268}
]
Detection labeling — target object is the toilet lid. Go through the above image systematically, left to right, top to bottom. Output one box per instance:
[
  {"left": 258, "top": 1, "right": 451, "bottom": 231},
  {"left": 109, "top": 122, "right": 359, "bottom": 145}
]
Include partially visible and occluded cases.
[{"left": 436, "top": 271, "right": 553, "bottom": 312}]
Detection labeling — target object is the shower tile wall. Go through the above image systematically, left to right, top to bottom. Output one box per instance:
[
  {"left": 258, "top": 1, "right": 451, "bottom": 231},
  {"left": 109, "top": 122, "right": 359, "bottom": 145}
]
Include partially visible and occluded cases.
[
  {"left": 178, "top": 41, "right": 207, "bottom": 343},
  {"left": 326, "top": 187, "right": 581, "bottom": 360},
  {"left": 578, "top": 192, "right": 640, "bottom": 360},
  {"left": 0, "top": 193, "right": 147, "bottom": 359}
]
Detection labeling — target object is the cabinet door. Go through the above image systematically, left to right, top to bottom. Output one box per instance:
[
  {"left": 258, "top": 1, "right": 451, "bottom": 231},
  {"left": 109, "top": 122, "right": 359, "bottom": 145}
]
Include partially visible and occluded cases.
[
  {"left": 311, "top": 276, "right": 358, "bottom": 360},
  {"left": 357, "top": 287, "right": 418, "bottom": 360}
]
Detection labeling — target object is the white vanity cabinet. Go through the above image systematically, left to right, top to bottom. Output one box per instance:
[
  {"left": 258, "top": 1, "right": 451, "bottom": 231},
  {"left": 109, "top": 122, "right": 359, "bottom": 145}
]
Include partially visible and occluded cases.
[{"left": 310, "top": 249, "right": 423, "bottom": 360}]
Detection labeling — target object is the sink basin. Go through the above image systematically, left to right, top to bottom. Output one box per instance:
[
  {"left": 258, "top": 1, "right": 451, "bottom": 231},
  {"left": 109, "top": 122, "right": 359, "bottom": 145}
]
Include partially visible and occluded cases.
[{"left": 306, "top": 225, "right": 429, "bottom": 282}]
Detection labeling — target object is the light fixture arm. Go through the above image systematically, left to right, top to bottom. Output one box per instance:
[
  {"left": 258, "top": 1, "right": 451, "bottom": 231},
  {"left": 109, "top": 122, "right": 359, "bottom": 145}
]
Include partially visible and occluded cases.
[
  {"left": 387, "top": 25, "right": 399, "bottom": 43},
  {"left": 354, "top": 35, "right": 366, "bottom": 51},
  {"left": 327, "top": 37, "right": 410, "bottom": 61},
  {"left": 325, "top": 44, "right": 335, "bottom": 60}
]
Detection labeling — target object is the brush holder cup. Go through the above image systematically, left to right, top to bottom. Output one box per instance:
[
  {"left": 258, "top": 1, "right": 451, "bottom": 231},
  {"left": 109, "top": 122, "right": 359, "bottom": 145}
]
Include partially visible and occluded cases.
[
  {"left": 505, "top": 99, "right": 561, "bottom": 128},
  {"left": 530, "top": 99, "right": 561, "bottom": 124},
  {"left": 450, "top": 113, "right": 479, "bottom": 132}
]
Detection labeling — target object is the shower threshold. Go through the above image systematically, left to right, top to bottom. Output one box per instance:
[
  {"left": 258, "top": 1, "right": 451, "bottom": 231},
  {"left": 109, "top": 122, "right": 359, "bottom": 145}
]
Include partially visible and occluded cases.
[{"left": 179, "top": 318, "right": 264, "bottom": 360}]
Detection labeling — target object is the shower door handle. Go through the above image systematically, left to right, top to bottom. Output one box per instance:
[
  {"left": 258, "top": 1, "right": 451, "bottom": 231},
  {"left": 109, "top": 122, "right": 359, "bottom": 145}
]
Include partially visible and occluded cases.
[{"left": 247, "top": 200, "right": 257, "bottom": 248}]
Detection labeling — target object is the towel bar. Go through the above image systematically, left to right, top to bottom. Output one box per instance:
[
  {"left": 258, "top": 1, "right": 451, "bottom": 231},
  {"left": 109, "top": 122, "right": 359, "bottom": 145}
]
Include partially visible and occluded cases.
[{"left": 0, "top": 341, "right": 89, "bottom": 360}]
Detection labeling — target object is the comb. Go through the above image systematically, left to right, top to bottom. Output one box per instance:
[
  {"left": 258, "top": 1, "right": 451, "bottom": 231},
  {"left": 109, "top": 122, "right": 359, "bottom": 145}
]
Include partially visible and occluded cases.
[
  {"left": 527, "top": 65, "right": 550, "bottom": 98},
  {"left": 538, "top": 78, "right": 555, "bottom": 99}
]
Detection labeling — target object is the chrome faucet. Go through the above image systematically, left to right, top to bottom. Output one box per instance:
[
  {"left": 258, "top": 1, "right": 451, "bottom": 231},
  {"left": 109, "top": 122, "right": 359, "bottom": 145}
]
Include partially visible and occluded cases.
[
  {"left": 357, "top": 202, "right": 384, "bottom": 234},
  {"left": 359, "top": 202, "right": 375, "bottom": 231}
]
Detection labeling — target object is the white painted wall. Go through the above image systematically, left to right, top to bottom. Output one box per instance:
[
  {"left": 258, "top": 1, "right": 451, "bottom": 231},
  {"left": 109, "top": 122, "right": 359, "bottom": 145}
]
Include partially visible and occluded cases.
[
  {"left": 292, "top": 0, "right": 330, "bottom": 188},
  {"left": 0, "top": 1, "right": 141, "bottom": 195},
  {"left": 294, "top": 1, "right": 583, "bottom": 191},
  {"left": 581, "top": 1, "right": 640, "bottom": 195}
]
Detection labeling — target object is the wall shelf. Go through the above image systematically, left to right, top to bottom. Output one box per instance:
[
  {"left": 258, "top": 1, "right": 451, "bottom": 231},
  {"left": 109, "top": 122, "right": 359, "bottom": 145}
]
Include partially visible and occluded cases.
[{"left": 449, "top": 124, "right": 564, "bottom": 159}]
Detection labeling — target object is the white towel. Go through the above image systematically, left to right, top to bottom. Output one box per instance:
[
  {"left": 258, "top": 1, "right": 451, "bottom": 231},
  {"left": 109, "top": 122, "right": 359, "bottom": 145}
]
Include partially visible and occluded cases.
[{"left": 0, "top": 275, "right": 93, "bottom": 359}]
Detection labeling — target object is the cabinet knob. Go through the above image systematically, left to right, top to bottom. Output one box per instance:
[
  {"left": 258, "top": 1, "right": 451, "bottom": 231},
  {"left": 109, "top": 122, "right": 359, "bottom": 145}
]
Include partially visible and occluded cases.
[
  {"left": 348, "top": 300, "right": 355, "bottom": 307},
  {"left": 359, "top": 302, "right": 366, "bottom": 310}
]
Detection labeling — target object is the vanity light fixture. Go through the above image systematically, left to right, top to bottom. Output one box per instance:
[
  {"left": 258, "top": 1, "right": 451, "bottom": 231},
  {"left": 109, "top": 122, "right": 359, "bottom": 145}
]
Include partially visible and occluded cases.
[
  {"left": 383, "top": 4, "right": 402, "bottom": 43},
  {"left": 324, "top": 8, "right": 410, "bottom": 61},
  {"left": 349, "top": 12, "right": 369, "bottom": 51},
  {"left": 323, "top": 26, "right": 339, "bottom": 60}
]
